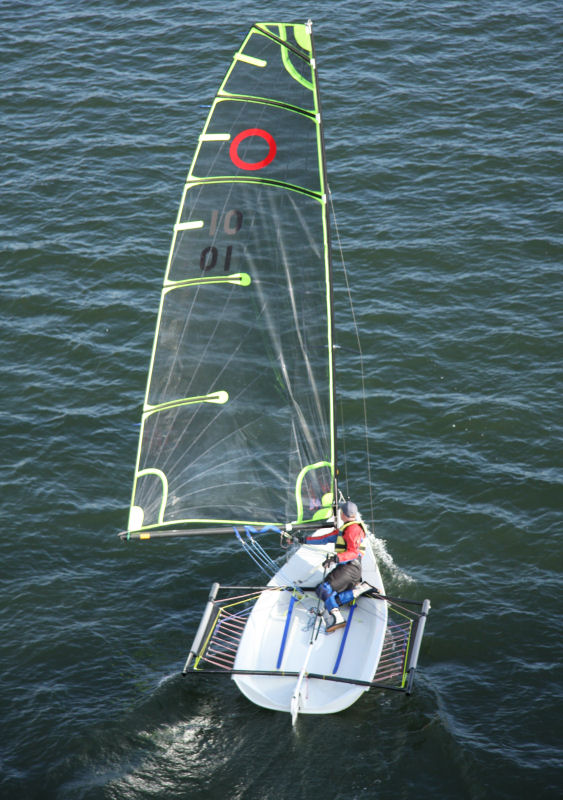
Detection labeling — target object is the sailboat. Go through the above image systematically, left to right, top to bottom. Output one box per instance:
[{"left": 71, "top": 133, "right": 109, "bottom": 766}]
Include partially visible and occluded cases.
[{"left": 120, "top": 21, "right": 429, "bottom": 722}]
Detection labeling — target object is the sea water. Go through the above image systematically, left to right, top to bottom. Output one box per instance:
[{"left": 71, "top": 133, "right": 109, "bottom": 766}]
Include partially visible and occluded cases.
[{"left": 1, "top": 2, "right": 561, "bottom": 798}]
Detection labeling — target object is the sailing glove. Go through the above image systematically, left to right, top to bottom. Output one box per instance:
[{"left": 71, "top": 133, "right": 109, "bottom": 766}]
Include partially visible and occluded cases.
[{"left": 322, "top": 554, "right": 339, "bottom": 568}]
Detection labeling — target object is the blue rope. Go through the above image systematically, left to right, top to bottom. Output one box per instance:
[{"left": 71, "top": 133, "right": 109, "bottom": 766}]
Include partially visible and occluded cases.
[
  {"left": 234, "top": 525, "right": 296, "bottom": 588},
  {"left": 233, "top": 526, "right": 276, "bottom": 580}
]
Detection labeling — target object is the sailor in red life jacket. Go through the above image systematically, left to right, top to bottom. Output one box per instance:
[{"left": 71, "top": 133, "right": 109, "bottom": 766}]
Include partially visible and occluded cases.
[{"left": 305, "top": 500, "right": 367, "bottom": 632}]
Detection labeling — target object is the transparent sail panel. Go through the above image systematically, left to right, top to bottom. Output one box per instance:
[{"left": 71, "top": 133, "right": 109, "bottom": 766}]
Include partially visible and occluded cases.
[
  {"left": 221, "top": 25, "right": 315, "bottom": 112},
  {"left": 193, "top": 101, "right": 321, "bottom": 194}
]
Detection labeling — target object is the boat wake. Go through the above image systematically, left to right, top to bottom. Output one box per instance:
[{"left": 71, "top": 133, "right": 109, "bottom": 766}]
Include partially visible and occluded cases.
[{"left": 369, "top": 533, "right": 415, "bottom": 586}]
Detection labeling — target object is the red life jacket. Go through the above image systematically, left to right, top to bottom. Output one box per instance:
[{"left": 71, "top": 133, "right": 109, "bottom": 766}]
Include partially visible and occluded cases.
[{"left": 335, "top": 519, "right": 367, "bottom": 559}]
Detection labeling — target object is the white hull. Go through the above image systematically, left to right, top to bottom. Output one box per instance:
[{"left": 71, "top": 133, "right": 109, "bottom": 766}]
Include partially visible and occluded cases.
[{"left": 233, "top": 530, "right": 387, "bottom": 716}]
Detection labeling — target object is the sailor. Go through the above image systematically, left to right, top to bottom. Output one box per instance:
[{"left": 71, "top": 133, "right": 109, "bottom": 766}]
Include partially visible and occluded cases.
[{"left": 305, "top": 500, "right": 367, "bottom": 632}]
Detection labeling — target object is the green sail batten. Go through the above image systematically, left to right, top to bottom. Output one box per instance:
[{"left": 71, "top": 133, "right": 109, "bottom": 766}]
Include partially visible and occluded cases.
[
  {"left": 234, "top": 53, "right": 267, "bottom": 69},
  {"left": 215, "top": 93, "right": 317, "bottom": 119},
  {"left": 209, "top": 94, "right": 317, "bottom": 121},
  {"left": 183, "top": 177, "right": 324, "bottom": 202},
  {"left": 164, "top": 273, "right": 251, "bottom": 290},
  {"left": 143, "top": 391, "right": 229, "bottom": 419}
]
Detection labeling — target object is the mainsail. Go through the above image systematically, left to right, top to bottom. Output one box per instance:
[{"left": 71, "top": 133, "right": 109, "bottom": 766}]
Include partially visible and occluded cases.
[{"left": 126, "top": 22, "right": 336, "bottom": 537}]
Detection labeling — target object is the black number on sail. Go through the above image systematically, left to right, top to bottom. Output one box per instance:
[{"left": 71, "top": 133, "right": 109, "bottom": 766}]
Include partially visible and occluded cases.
[
  {"left": 202, "top": 209, "right": 242, "bottom": 272},
  {"left": 209, "top": 209, "right": 244, "bottom": 236},
  {"left": 200, "top": 245, "right": 234, "bottom": 272},
  {"left": 200, "top": 246, "right": 218, "bottom": 271}
]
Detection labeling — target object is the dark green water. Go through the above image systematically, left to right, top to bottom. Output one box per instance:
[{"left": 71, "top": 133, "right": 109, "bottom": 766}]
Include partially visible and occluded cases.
[{"left": 2, "top": 2, "right": 561, "bottom": 798}]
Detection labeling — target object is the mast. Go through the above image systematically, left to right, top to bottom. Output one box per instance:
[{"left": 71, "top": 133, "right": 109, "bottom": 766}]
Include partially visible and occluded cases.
[{"left": 308, "top": 19, "right": 339, "bottom": 516}]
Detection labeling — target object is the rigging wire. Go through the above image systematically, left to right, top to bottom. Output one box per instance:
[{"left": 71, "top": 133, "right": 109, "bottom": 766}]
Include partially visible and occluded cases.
[
  {"left": 328, "top": 190, "right": 375, "bottom": 523},
  {"left": 338, "top": 398, "right": 349, "bottom": 491},
  {"left": 234, "top": 526, "right": 298, "bottom": 588}
]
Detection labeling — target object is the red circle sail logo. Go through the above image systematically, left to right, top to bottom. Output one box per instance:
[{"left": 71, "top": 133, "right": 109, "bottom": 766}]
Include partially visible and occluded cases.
[{"left": 229, "top": 128, "right": 277, "bottom": 171}]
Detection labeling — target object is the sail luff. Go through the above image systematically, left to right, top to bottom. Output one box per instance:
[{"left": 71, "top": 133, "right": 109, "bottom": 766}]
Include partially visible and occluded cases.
[{"left": 308, "top": 20, "right": 338, "bottom": 513}]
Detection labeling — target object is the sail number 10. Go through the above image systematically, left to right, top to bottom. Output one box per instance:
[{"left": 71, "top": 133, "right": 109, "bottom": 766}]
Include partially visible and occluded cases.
[{"left": 200, "top": 208, "right": 243, "bottom": 272}]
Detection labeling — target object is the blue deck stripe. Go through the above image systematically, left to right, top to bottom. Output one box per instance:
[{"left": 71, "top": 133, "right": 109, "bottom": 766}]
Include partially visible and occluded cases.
[
  {"left": 276, "top": 594, "right": 296, "bottom": 669},
  {"left": 333, "top": 603, "right": 356, "bottom": 674}
]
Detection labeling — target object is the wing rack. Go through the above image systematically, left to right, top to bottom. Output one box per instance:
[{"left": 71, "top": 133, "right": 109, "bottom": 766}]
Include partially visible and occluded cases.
[{"left": 182, "top": 583, "right": 430, "bottom": 694}]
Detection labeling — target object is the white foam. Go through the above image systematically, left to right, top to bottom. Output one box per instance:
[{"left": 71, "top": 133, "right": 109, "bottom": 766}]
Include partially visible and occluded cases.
[{"left": 369, "top": 532, "right": 415, "bottom": 586}]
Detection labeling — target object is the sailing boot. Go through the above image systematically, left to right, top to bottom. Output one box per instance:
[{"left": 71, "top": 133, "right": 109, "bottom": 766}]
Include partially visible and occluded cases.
[
  {"left": 352, "top": 581, "right": 374, "bottom": 599},
  {"left": 324, "top": 607, "right": 346, "bottom": 633}
]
